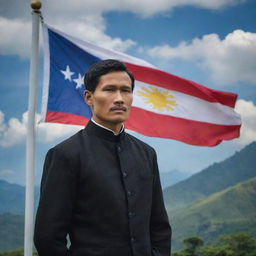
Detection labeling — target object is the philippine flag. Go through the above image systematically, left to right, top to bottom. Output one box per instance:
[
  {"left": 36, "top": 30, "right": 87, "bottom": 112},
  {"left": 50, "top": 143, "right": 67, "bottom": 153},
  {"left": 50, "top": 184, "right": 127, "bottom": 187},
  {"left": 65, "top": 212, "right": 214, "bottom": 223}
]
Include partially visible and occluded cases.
[{"left": 41, "top": 24, "right": 241, "bottom": 146}]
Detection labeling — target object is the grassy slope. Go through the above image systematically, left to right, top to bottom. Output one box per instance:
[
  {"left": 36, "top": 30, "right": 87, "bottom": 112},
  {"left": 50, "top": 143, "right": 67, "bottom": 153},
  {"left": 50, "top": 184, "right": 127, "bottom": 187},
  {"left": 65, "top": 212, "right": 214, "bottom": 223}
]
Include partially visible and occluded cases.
[
  {"left": 164, "top": 142, "right": 256, "bottom": 211},
  {"left": 170, "top": 177, "right": 256, "bottom": 251}
]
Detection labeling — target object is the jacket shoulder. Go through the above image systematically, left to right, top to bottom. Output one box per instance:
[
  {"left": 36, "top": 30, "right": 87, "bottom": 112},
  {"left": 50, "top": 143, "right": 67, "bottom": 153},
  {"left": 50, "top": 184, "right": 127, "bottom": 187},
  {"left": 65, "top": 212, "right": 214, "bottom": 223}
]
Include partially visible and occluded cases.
[{"left": 48, "top": 129, "right": 85, "bottom": 157}]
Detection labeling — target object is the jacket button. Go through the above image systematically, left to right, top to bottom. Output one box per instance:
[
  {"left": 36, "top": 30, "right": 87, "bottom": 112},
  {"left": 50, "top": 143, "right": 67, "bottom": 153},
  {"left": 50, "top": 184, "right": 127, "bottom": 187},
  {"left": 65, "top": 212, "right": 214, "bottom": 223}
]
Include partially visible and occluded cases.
[
  {"left": 117, "top": 146, "right": 121, "bottom": 153},
  {"left": 122, "top": 171, "right": 127, "bottom": 178},
  {"left": 127, "top": 191, "right": 132, "bottom": 197},
  {"left": 128, "top": 212, "right": 134, "bottom": 218},
  {"left": 130, "top": 237, "right": 135, "bottom": 243}
]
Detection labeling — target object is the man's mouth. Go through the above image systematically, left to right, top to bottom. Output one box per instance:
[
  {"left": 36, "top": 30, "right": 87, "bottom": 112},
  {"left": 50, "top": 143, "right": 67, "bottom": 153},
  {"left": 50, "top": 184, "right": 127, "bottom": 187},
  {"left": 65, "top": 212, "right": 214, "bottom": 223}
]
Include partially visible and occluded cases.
[{"left": 110, "top": 107, "right": 127, "bottom": 112}]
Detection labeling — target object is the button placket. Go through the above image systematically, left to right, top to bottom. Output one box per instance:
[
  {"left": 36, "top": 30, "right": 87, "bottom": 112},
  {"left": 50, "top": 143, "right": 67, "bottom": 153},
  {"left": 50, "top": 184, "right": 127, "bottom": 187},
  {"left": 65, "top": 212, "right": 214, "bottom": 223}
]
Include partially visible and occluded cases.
[{"left": 116, "top": 144, "right": 137, "bottom": 247}]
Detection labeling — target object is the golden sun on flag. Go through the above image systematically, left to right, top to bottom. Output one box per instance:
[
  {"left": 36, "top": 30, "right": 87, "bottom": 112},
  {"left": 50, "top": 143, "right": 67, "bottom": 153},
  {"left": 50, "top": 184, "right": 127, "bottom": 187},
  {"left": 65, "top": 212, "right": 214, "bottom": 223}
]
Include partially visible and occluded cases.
[{"left": 137, "top": 86, "right": 177, "bottom": 112}]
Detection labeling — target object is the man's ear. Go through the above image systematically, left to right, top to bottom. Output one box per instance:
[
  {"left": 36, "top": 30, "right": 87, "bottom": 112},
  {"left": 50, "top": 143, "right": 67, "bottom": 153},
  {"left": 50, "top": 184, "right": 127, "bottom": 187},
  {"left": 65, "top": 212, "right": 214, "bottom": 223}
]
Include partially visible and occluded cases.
[{"left": 84, "top": 90, "right": 93, "bottom": 106}]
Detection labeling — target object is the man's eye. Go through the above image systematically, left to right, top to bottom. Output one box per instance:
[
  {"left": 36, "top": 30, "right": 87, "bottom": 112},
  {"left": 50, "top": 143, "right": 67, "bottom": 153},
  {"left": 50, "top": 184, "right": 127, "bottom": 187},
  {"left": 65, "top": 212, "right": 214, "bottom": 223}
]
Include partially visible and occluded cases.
[
  {"left": 104, "top": 88, "right": 114, "bottom": 91},
  {"left": 122, "top": 89, "right": 132, "bottom": 93}
]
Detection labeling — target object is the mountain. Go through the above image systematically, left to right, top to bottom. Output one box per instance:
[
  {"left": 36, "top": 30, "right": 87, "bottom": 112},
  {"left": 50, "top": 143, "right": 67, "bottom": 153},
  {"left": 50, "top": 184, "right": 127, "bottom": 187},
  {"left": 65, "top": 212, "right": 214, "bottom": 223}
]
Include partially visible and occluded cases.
[
  {"left": 163, "top": 141, "right": 256, "bottom": 211},
  {"left": 160, "top": 170, "right": 190, "bottom": 189},
  {"left": 170, "top": 177, "right": 256, "bottom": 251},
  {"left": 0, "top": 180, "right": 39, "bottom": 214},
  {"left": 0, "top": 180, "right": 25, "bottom": 214},
  {"left": 0, "top": 213, "right": 24, "bottom": 252}
]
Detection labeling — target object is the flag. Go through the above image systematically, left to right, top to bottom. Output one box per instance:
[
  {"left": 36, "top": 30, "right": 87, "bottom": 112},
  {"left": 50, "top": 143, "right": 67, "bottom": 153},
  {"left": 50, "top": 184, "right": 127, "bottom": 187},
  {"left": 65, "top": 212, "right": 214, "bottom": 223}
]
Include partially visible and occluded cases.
[{"left": 41, "top": 24, "right": 241, "bottom": 146}]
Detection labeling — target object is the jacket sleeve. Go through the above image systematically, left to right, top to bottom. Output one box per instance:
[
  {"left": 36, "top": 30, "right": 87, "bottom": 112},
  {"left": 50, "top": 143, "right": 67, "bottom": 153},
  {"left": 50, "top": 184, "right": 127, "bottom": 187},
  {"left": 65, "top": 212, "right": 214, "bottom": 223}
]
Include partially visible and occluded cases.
[
  {"left": 34, "top": 147, "right": 77, "bottom": 256},
  {"left": 150, "top": 151, "right": 172, "bottom": 256}
]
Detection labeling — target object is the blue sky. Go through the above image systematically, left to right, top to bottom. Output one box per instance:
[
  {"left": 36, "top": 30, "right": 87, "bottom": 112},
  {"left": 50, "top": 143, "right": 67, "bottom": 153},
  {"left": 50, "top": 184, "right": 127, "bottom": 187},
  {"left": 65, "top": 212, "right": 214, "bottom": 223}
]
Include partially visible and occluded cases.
[{"left": 0, "top": 0, "right": 256, "bottom": 185}]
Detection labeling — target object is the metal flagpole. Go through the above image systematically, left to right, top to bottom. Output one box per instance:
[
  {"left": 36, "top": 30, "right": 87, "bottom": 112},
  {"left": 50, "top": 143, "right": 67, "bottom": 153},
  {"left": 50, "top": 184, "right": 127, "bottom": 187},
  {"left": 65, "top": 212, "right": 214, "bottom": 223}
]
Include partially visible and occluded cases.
[{"left": 24, "top": 1, "right": 41, "bottom": 256}]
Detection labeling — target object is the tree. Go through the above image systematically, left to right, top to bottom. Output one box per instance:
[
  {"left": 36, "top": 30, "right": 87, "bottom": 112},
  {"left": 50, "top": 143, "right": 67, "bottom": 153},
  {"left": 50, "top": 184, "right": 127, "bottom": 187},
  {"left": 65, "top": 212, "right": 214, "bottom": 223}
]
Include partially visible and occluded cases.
[
  {"left": 171, "top": 233, "right": 256, "bottom": 256},
  {"left": 219, "top": 233, "right": 256, "bottom": 256},
  {"left": 183, "top": 237, "right": 204, "bottom": 256},
  {"left": 200, "top": 246, "right": 233, "bottom": 256},
  {"left": 0, "top": 249, "right": 38, "bottom": 256}
]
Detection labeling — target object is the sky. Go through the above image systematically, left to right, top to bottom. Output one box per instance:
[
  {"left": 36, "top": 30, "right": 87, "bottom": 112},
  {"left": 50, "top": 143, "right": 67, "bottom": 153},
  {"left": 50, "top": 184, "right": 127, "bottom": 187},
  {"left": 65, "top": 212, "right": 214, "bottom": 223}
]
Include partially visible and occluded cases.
[{"left": 0, "top": 0, "right": 256, "bottom": 185}]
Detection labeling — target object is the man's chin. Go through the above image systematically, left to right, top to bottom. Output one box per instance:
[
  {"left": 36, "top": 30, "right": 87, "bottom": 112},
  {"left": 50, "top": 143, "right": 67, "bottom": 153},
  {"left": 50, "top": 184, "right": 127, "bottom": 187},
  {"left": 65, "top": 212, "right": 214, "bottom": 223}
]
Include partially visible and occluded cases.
[
  {"left": 96, "top": 113, "right": 130, "bottom": 125},
  {"left": 110, "top": 114, "right": 129, "bottom": 123},
  {"left": 111, "top": 118, "right": 127, "bottom": 124}
]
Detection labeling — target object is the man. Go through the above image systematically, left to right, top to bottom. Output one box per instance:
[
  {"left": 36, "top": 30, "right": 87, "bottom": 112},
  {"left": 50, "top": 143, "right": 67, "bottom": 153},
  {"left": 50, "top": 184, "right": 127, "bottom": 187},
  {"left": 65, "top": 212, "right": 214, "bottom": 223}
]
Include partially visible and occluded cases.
[{"left": 34, "top": 59, "right": 172, "bottom": 256}]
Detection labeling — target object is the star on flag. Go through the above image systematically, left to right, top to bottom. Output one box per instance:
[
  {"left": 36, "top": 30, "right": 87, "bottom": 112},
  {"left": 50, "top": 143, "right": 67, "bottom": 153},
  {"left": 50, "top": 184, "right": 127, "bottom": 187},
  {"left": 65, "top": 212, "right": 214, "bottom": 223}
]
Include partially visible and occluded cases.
[
  {"left": 60, "top": 65, "right": 84, "bottom": 89},
  {"left": 60, "top": 65, "right": 74, "bottom": 81},
  {"left": 73, "top": 73, "right": 84, "bottom": 89}
]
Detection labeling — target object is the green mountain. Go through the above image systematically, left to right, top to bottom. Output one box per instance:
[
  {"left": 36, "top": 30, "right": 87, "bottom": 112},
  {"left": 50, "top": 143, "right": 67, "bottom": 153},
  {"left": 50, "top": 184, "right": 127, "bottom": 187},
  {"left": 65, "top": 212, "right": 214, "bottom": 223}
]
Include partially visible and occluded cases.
[
  {"left": 164, "top": 141, "right": 256, "bottom": 211},
  {"left": 160, "top": 170, "right": 190, "bottom": 189},
  {"left": 170, "top": 177, "right": 256, "bottom": 251},
  {"left": 0, "top": 180, "right": 39, "bottom": 214},
  {"left": 0, "top": 181, "right": 25, "bottom": 214},
  {"left": 0, "top": 213, "right": 24, "bottom": 252}
]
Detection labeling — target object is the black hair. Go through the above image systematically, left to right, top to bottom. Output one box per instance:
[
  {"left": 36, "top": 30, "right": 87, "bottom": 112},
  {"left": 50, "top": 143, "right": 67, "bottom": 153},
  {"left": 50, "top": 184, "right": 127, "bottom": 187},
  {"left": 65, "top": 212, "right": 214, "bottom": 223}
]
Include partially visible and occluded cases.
[{"left": 84, "top": 59, "right": 135, "bottom": 92}]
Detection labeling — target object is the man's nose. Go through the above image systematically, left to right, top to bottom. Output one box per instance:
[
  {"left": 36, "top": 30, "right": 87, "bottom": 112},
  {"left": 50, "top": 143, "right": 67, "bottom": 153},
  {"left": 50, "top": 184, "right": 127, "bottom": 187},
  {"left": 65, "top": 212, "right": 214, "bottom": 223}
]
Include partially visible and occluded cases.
[{"left": 114, "top": 90, "right": 124, "bottom": 103}]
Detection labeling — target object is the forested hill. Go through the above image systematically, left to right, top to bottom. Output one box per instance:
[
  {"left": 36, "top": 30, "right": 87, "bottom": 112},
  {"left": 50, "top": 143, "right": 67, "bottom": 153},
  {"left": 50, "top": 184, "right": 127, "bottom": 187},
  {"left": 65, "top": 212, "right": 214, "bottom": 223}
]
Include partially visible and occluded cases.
[
  {"left": 163, "top": 141, "right": 256, "bottom": 211},
  {"left": 170, "top": 177, "right": 256, "bottom": 250},
  {"left": 0, "top": 180, "right": 39, "bottom": 214},
  {"left": 0, "top": 180, "right": 25, "bottom": 214},
  {"left": 0, "top": 213, "right": 24, "bottom": 252}
]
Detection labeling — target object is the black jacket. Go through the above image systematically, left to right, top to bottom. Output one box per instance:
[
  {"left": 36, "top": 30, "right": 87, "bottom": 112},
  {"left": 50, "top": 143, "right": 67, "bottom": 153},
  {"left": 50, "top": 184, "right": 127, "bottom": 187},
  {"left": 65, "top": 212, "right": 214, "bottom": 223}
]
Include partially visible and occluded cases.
[{"left": 34, "top": 120, "right": 171, "bottom": 256}]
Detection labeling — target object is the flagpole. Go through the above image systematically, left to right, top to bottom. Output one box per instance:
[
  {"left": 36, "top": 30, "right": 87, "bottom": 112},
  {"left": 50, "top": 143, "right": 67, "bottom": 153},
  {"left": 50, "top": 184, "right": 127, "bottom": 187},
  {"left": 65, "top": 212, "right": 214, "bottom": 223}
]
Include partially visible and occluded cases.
[{"left": 24, "top": 1, "right": 41, "bottom": 256}]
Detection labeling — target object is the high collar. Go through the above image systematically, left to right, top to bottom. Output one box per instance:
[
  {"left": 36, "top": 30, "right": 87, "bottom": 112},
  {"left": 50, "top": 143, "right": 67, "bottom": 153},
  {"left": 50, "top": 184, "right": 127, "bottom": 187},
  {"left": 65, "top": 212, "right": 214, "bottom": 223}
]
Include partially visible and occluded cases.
[
  {"left": 91, "top": 118, "right": 124, "bottom": 135},
  {"left": 85, "top": 120, "right": 125, "bottom": 142}
]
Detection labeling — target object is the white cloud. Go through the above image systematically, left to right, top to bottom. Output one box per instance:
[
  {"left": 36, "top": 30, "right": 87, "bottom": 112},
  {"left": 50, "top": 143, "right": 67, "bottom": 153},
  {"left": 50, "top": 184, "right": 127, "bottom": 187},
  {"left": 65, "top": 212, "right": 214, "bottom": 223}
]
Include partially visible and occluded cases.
[
  {"left": 0, "top": 0, "right": 247, "bottom": 58},
  {"left": 1, "top": 0, "right": 246, "bottom": 20},
  {"left": 42, "top": 0, "right": 247, "bottom": 18},
  {"left": 0, "top": 16, "right": 135, "bottom": 58},
  {"left": 0, "top": 17, "right": 31, "bottom": 58},
  {"left": 53, "top": 18, "right": 136, "bottom": 53},
  {"left": 148, "top": 30, "right": 256, "bottom": 85},
  {"left": 234, "top": 99, "right": 256, "bottom": 145},
  {"left": 0, "top": 110, "right": 82, "bottom": 147},
  {"left": 0, "top": 110, "right": 27, "bottom": 147},
  {"left": 37, "top": 122, "right": 82, "bottom": 143},
  {"left": 0, "top": 169, "right": 15, "bottom": 179}
]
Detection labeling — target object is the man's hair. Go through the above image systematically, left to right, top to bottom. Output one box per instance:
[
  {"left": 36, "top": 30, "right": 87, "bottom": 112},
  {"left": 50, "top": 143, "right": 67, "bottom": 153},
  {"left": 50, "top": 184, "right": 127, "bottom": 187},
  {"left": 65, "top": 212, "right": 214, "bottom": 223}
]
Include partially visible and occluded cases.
[{"left": 84, "top": 59, "right": 135, "bottom": 92}]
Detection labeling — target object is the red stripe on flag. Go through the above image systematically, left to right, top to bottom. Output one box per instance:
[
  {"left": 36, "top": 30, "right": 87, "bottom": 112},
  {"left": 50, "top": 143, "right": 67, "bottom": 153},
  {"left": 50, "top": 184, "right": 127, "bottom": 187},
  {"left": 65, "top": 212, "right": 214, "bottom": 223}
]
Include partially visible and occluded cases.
[
  {"left": 125, "top": 62, "right": 237, "bottom": 108},
  {"left": 125, "top": 107, "right": 241, "bottom": 146},
  {"left": 45, "top": 110, "right": 240, "bottom": 146},
  {"left": 45, "top": 111, "right": 89, "bottom": 126}
]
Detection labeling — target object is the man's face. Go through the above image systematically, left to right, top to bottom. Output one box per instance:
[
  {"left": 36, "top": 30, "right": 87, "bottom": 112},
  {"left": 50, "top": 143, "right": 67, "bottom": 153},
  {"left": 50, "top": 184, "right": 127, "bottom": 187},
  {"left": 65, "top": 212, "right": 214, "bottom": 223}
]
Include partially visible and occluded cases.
[{"left": 85, "top": 71, "right": 133, "bottom": 130}]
